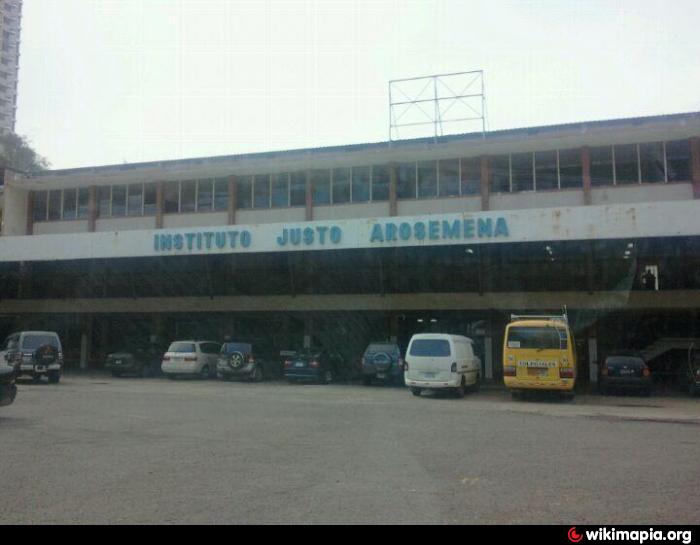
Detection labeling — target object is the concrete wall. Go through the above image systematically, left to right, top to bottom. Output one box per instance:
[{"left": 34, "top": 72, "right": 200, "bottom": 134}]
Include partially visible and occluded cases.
[
  {"left": 591, "top": 182, "right": 692, "bottom": 205},
  {"left": 1, "top": 184, "right": 28, "bottom": 236},
  {"left": 491, "top": 189, "right": 584, "bottom": 210},
  {"left": 398, "top": 196, "right": 481, "bottom": 215},
  {"left": 314, "top": 202, "right": 389, "bottom": 220},
  {"left": 237, "top": 207, "right": 306, "bottom": 224},
  {"left": 34, "top": 220, "right": 89, "bottom": 235}
]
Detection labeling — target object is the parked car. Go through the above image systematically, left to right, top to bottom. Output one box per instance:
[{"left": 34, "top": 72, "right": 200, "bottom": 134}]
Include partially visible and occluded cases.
[
  {"left": 0, "top": 331, "right": 63, "bottom": 384},
  {"left": 404, "top": 333, "right": 481, "bottom": 398},
  {"left": 161, "top": 340, "right": 221, "bottom": 379},
  {"left": 217, "top": 342, "right": 264, "bottom": 382},
  {"left": 361, "top": 342, "right": 404, "bottom": 385},
  {"left": 106, "top": 343, "right": 163, "bottom": 378},
  {"left": 283, "top": 349, "right": 340, "bottom": 384},
  {"left": 599, "top": 353, "right": 652, "bottom": 396},
  {"left": 0, "top": 361, "right": 17, "bottom": 407},
  {"left": 688, "top": 367, "right": 700, "bottom": 397}
]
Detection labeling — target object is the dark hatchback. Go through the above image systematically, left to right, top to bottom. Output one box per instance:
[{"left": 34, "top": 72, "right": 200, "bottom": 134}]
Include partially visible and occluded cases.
[
  {"left": 217, "top": 342, "right": 264, "bottom": 382},
  {"left": 361, "top": 342, "right": 404, "bottom": 385},
  {"left": 105, "top": 344, "right": 164, "bottom": 378},
  {"left": 284, "top": 350, "right": 340, "bottom": 384},
  {"left": 600, "top": 354, "right": 652, "bottom": 396},
  {"left": 0, "top": 364, "right": 17, "bottom": 407}
]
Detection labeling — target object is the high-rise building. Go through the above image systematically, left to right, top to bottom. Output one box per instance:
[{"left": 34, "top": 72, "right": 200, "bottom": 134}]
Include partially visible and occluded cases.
[{"left": 0, "top": 0, "right": 21, "bottom": 134}]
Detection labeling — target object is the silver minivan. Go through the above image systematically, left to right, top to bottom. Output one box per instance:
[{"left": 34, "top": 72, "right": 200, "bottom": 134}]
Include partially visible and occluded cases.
[
  {"left": 404, "top": 333, "right": 481, "bottom": 398},
  {"left": 161, "top": 340, "right": 221, "bottom": 379}
]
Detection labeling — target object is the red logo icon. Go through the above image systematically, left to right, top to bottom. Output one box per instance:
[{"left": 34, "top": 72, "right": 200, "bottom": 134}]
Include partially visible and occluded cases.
[{"left": 568, "top": 527, "right": 584, "bottom": 543}]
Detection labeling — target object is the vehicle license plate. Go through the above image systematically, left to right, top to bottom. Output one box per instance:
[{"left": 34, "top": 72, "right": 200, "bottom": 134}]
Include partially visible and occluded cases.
[
  {"left": 115, "top": 360, "right": 123, "bottom": 365},
  {"left": 295, "top": 362, "right": 304, "bottom": 368},
  {"left": 528, "top": 368, "right": 548, "bottom": 377},
  {"left": 376, "top": 373, "right": 386, "bottom": 379}
]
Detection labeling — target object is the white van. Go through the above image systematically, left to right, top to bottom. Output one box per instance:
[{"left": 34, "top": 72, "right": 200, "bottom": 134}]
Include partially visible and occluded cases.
[{"left": 404, "top": 334, "right": 481, "bottom": 397}]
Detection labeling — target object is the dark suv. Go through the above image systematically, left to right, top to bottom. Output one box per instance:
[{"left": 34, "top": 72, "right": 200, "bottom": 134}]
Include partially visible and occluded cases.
[
  {"left": 217, "top": 342, "right": 264, "bottom": 382},
  {"left": 361, "top": 342, "right": 404, "bottom": 385},
  {"left": 106, "top": 343, "right": 164, "bottom": 378},
  {"left": 0, "top": 362, "right": 17, "bottom": 407}
]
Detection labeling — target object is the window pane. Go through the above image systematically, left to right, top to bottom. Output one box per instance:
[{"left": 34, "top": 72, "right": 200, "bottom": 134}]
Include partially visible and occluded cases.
[
  {"left": 666, "top": 139, "right": 691, "bottom": 182},
  {"left": 639, "top": 142, "right": 664, "bottom": 183},
  {"left": 614, "top": 144, "right": 639, "bottom": 185},
  {"left": 590, "top": 146, "right": 613, "bottom": 187},
  {"left": 558, "top": 149, "right": 582, "bottom": 189},
  {"left": 535, "top": 151, "right": 557, "bottom": 191},
  {"left": 511, "top": 153, "right": 533, "bottom": 192},
  {"left": 490, "top": 155, "right": 510, "bottom": 193},
  {"left": 460, "top": 158, "right": 480, "bottom": 196},
  {"left": 439, "top": 159, "right": 459, "bottom": 197},
  {"left": 417, "top": 161, "right": 437, "bottom": 198},
  {"left": 396, "top": 162, "right": 416, "bottom": 199},
  {"left": 371, "top": 165, "right": 389, "bottom": 201},
  {"left": 351, "top": 166, "right": 370, "bottom": 203},
  {"left": 332, "top": 168, "right": 350, "bottom": 204},
  {"left": 311, "top": 170, "right": 331, "bottom": 205},
  {"left": 290, "top": 172, "right": 306, "bottom": 206},
  {"left": 271, "top": 173, "right": 289, "bottom": 207},
  {"left": 254, "top": 175, "right": 270, "bottom": 209},
  {"left": 236, "top": 176, "right": 253, "bottom": 209},
  {"left": 214, "top": 178, "right": 229, "bottom": 211},
  {"left": 197, "top": 179, "right": 213, "bottom": 211},
  {"left": 180, "top": 180, "right": 196, "bottom": 212},
  {"left": 163, "top": 182, "right": 179, "bottom": 213},
  {"left": 144, "top": 183, "right": 157, "bottom": 215},
  {"left": 127, "top": 184, "right": 143, "bottom": 216},
  {"left": 111, "top": 185, "right": 127, "bottom": 216},
  {"left": 98, "top": 186, "right": 111, "bottom": 217},
  {"left": 62, "top": 188, "right": 77, "bottom": 220},
  {"left": 77, "top": 188, "right": 90, "bottom": 219},
  {"left": 33, "top": 190, "right": 47, "bottom": 221},
  {"left": 48, "top": 190, "right": 61, "bottom": 220}
]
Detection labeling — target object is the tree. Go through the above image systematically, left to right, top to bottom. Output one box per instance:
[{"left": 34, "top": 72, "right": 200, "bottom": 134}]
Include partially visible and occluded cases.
[{"left": 0, "top": 132, "right": 49, "bottom": 174}]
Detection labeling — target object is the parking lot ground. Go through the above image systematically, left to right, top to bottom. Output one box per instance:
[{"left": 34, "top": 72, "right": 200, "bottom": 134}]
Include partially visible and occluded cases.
[{"left": 1, "top": 375, "right": 699, "bottom": 525}]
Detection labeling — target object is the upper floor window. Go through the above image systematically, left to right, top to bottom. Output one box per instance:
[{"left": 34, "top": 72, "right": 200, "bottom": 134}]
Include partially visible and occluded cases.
[
  {"left": 666, "top": 140, "right": 691, "bottom": 182},
  {"left": 639, "top": 143, "right": 665, "bottom": 184},
  {"left": 614, "top": 144, "right": 639, "bottom": 185},
  {"left": 590, "top": 146, "right": 614, "bottom": 187},
  {"left": 558, "top": 149, "right": 582, "bottom": 189},
  {"left": 535, "top": 151, "right": 558, "bottom": 191},
  {"left": 511, "top": 153, "right": 534, "bottom": 192},
  {"left": 490, "top": 155, "right": 511, "bottom": 193},
  {"left": 461, "top": 158, "right": 480, "bottom": 196},
  {"left": 438, "top": 159, "right": 460, "bottom": 197},
  {"left": 417, "top": 161, "right": 437, "bottom": 198},
  {"left": 396, "top": 163, "right": 416, "bottom": 199},
  {"left": 371, "top": 165, "right": 390, "bottom": 202},
  {"left": 351, "top": 167, "right": 370, "bottom": 203},
  {"left": 332, "top": 168, "right": 350, "bottom": 204},
  {"left": 311, "top": 170, "right": 331, "bottom": 205},
  {"left": 290, "top": 172, "right": 306, "bottom": 207},
  {"left": 271, "top": 173, "right": 289, "bottom": 207},
  {"left": 253, "top": 174, "right": 271, "bottom": 209},
  {"left": 236, "top": 176, "right": 253, "bottom": 210},
  {"left": 214, "top": 178, "right": 229, "bottom": 211},
  {"left": 197, "top": 179, "right": 214, "bottom": 212},
  {"left": 127, "top": 183, "right": 143, "bottom": 216},
  {"left": 62, "top": 189, "right": 77, "bottom": 220},
  {"left": 32, "top": 190, "right": 47, "bottom": 221}
]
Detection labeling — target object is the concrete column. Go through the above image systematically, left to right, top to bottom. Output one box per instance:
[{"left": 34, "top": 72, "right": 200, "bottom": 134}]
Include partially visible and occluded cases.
[
  {"left": 690, "top": 137, "right": 700, "bottom": 199},
  {"left": 582, "top": 146, "right": 592, "bottom": 205},
  {"left": 480, "top": 156, "right": 490, "bottom": 211},
  {"left": 389, "top": 163, "right": 398, "bottom": 217},
  {"left": 305, "top": 170, "right": 313, "bottom": 221},
  {"left": 228, "top": 175, "right": 237, "bottom": 225},
  {"left": 155, "top": 181, "right": 164, "bottom": 229},
  {"left": 87, "top": 185, "right": 97, "bottom": 232},
  {"left": 24, "top": 190, "right": 34, "bottom": 235},
  {"left": 388, "top": 314, "right": 399, "bottom": 343},
  {"left": 79, "top": 315, "right": 93, "bottom": 370},
  {"left": 303, "top": 315, "right": 313, "bottom": 349},
  {"left": 484, "top": 336, "right": 493, "bottom": 380},
  {"left": 588, "top": 337, "right": 598, "bottom": 384}
]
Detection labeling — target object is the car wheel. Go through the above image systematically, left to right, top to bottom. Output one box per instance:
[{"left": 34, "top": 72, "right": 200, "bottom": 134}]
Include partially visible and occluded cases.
[
  {"left": 200, "top": 366, "right": 210, "bottom": 380},
  {"left": 48, "top": 372, "right": 61, "bottom": 385},
  {"left": 411, "top": 387, "right": 422, "bottom": 397}
]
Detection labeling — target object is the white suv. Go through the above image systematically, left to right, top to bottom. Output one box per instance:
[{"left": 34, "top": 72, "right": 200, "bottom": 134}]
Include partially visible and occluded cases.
[
  {"left": 0, "top": 331, "right": 64, "bottom": 384},
  {"left": 161, "top": 340, "right": 221, "bottom": 379}
]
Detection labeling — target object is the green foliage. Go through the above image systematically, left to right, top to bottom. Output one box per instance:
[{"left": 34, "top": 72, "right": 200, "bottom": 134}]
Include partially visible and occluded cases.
[{"left": 0, "top": 132, "right": 49, "bottom": 174}]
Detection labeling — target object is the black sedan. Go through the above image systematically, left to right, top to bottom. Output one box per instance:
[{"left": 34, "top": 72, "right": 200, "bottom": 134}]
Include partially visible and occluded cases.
[
  {"left": 105, "top": 345, "right": 163, "bottom": 378},
  {"left": 283, "top": 350, "right": 341, "bottom": 384},
  {"left": 599, "top": 354, "right": 652, "bottom": 396}
]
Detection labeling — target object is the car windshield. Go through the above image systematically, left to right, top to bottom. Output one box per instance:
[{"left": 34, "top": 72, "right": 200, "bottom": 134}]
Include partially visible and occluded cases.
[
  {"left": 507, "top": 327, "right": 567, "bottom": 350},
  {"left": 21, "top": 335, "right": 59, "bottom": 351},
  {"left": 409, "top": 339, "right": 451, "bottom": 357},
  {"left": 167, "top": 342, "right": 196, "bottom": 353},
  {"left": 221, "top": 343, "right": 252, "bottom": 354},
  {"left": 365, "top": 344, "right": 398, "bottom": 355}
]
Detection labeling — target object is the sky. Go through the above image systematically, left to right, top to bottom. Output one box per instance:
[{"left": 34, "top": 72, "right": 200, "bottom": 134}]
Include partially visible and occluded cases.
[{"left": 15, "top": 0, "right": 700, "bottom": 170}]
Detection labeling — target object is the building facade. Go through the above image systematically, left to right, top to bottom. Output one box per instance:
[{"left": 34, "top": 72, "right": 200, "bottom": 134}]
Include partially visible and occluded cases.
[
  {"left": 0, "top": 0, "right": 21, "bottom": 134},
  {"left": 1, "top": 112, "right": 700, "bottom": 385}
]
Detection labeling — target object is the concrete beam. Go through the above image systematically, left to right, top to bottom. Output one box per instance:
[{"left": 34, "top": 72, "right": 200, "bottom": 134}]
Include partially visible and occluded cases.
[{"left": 4, "top": 290, "right": 700, "bottom": 314}]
